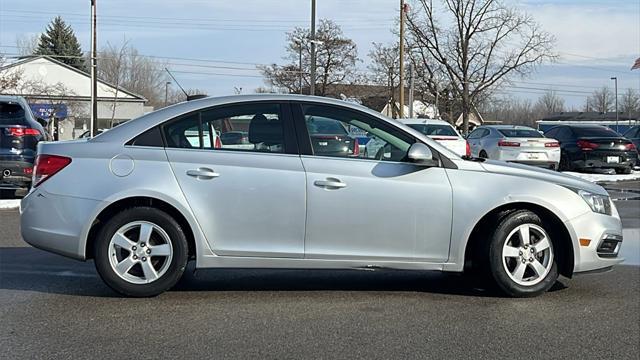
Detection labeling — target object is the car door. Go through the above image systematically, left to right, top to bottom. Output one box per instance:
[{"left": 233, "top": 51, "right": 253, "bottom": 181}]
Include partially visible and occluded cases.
[
  {"left": 163, "top": 102, "right": 306, "bottom": 258},
  {"left": 293, "top": 103, "right": 453, "bottom": 262}
]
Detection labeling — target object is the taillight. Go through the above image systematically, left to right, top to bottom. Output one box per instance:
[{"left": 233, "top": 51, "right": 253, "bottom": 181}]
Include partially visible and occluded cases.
[
  {"left": 8, "top": 127, "right": 40, "bottom": 137},
  {"left": 214, "top": 136, "right": 222, "bottom": 149},
  {"left": 352, "top": 138, "right": 360, "bottom": 156},
  {"left": 498, "top": 140, "right": 520, "bottom": 147},
  {"left": 577, "top": 140, "right": 599, "bottom": 151},
  {"left": 465, "top": 141, "right": 471, "bottom": 157},
  {"left": 545, "top": 142, "right": 560, "bottom": 148},
  {"left": 624, "top": 143, "right": 637, "bottom": 151},
  {"left": 33, "top": 154, "right": 72, "bottom": 187}
]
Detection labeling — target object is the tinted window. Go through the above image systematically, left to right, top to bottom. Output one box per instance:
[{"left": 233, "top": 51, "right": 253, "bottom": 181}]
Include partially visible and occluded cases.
[
  {"left": 0, "top": 102, "right": 28, "bottom": 126},
  {"left": 163, "top": 103, "right": 284, "bottom": 153},
  {"left": 302, "top": 104, "right": 414, "bottom": 162},
  {"left": 408, "top": 124, "right": 457, "bottom": 136},
  {"left": 130, "top": 126, "right": 164, "bottom": 147},
  {"left": 573, "top": 126, "right": 619, "bottom": 137},
  {"left": 623, "top": 127, "right": 639, "bottom": 138},
  {"left": 544, "top": 128, "right": 558, "bottom": 138},
  {"left": 467, "top": 129, "right": 484, "bottom": 139},
  {"left": 498, "top": 129, "right": 543, "bottom": 138}
]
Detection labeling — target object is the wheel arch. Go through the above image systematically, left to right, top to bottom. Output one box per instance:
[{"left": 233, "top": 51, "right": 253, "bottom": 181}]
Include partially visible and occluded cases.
[
  {"left": 85, "top": 196, "right": 197, "bottom": 260},
  {"left": 463, "top": 202, "right": 574, "bottom": 278}
]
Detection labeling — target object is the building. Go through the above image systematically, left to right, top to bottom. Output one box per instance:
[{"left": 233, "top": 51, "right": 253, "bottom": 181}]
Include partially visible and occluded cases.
[
  {"left": 0, "top": 55, "right": 149, "bottom": 140},
  {"left": 537, "top": 111, "right": 639, "bottom": 133}
]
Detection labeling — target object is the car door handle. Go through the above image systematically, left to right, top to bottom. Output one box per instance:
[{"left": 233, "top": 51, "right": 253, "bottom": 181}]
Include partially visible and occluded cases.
[
  {"left": 186, "top": 168, "right": 220, "bottom": 179},
  {"left": 314, "top": 178, "right": 347, "bottom": 189}
]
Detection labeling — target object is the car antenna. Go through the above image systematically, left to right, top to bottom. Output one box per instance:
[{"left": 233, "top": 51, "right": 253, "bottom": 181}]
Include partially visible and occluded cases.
[{"left": 165, "top": 68, "right": 189, "bottom": 98}]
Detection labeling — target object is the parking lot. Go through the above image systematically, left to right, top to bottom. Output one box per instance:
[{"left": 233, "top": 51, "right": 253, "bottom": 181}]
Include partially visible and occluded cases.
[{"left": 0, "top": 181, "right": 638, "bottom": 359}]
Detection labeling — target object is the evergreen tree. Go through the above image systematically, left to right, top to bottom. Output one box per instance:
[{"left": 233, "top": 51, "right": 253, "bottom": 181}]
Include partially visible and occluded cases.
[{"left": 34, "top": 16, "right": 86, "bottom": 71}]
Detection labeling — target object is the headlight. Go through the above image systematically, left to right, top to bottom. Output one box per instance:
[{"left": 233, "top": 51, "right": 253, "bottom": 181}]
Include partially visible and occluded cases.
[{"left": 577, "top": 190, "right": 612, "bottom": 215}]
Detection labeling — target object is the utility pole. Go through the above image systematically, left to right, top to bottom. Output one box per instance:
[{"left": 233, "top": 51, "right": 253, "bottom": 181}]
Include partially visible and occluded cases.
[
  {"left": 90, "top": 0, "right": 98, "bottom": 137},
  {"left": 309, "top": 0, "right": 316, "bottom": 96},
  {"left": 399, "top": 0, "right": 407, "bottom": 118},
  {"left": 294, "top": 38, "right": 303, "bottom": 94},
  {"left": 408, "top": 62, "right": 414, "bottom": 118},
  {"left": 611, "top": 76, "right": 618, "bottom": 132},
  {"left": 164, "top": 81, "right": 171, "bottom": 107}
]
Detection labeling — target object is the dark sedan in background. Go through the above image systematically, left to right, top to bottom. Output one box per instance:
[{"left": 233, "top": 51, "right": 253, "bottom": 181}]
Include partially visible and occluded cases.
[
  {"left": 0, "top": 95, "right": 49, "bottom": 196},
  {"left": 305, "top": 116, "right": 359, "bottom": 157},
  {"left": 545, "top": 124, "right": 637, "bottom": 173},
  {"left": 623, "top": 125, "right": 640, "bottom": 156}
]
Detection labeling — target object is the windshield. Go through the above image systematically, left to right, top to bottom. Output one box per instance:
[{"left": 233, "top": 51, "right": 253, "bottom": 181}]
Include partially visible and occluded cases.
[
  {"left": 0, "top": 102, "right": 28, "bottom": 126},
  {"left": 408, "top": 124, "right": 457, "bottom": 136},
  {"left": 573, "top": 126, "right": 619, "bottom": 137},
  {"left": 498, "top": 129, "right": 543, "bottom": 138}
]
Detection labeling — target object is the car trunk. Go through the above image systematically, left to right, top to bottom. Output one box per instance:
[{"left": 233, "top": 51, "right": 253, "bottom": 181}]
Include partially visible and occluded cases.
[
  {"left": 310, "top": 134, "right": 354, "bottom": 156},
  {"left": 577, "top": 137, "right": 635, "bottom": 165}
]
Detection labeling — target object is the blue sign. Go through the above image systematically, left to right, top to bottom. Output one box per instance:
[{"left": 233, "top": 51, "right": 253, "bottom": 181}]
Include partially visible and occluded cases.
[{"left": 29, "top": 103, "right": 68, "bottom": 119}]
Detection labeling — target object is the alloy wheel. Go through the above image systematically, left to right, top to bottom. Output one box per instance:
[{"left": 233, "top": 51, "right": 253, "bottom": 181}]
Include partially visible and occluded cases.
[
  {"left": 108, "top": 221, "right": 173, "bottom": 284},
  {"left": 501, "top": 223, "right": 554, "bottom": 286}
]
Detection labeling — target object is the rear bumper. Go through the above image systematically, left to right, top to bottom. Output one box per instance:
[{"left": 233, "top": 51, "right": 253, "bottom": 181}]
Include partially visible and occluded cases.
[
  {"left": 496, "top": 148, "right": 560, "bottom": 167},
  {"left": 572, "top": 151, "right": 637, "bottom": 170},
  {"left": 0, "top": 157, "right": 33, "bottom": 189},
  {"left": 20, "top": 189, "right": 104, "bottom": 260}
]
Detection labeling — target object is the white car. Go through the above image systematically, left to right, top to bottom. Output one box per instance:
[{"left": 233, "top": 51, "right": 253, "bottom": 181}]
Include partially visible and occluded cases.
[
  {"left": 400, "top": 119, "right": 469, "bottom": 157},
  {"left": 467, "top": 125, "right": 561, "bottom": 170}
]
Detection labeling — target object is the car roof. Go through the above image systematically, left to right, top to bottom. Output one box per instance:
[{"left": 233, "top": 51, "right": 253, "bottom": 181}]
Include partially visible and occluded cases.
[
  {"left": 94, "top": 94, "right": 407, "bottom": 143},
  {"left": 400, "top": 118, "right": 453, "bottom": 126},
  {"left": 483, "top": 125, "right": 535, "bottom": 130}
]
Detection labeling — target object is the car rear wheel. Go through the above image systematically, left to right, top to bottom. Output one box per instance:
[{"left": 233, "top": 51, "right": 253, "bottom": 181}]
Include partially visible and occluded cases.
[
  {"left": 479, "top": 150, "right": 488, "bottom": 159},
  {"left": 615, "top": 167, "right": 632, "bottom": 175},
  {"left": 93, "top": 207, "right": 189, "bottom": 297},
  {"left": 487, "top": 210, "right": 558, "bottom": 297}
]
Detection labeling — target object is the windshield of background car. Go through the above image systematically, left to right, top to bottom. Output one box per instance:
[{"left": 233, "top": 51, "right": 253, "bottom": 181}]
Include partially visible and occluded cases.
[
  {"left": 0, "top": 102, "right": 28, "bottom": 126},
  {"left": 306, "top": 117, "right": 349, "bottom": 135},
  {"left": 408, "top": 124, "right": 458, "bottom": 136},
  {"left": 573, "top": 127, "right": 619, "bottom": 137},
  {"left": 498, "top": 129, "right": 543, "bottom": 138}
]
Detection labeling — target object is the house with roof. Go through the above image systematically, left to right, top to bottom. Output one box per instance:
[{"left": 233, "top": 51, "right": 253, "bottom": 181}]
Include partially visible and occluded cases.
[{"left": 0, "top": 55, "right": 149, "bottom": 140}]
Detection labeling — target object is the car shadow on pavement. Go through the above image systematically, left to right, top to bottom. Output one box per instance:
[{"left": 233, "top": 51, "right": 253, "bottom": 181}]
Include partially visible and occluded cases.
[{"left": 0, "top": 247, "right": 569, "bottom": 298}]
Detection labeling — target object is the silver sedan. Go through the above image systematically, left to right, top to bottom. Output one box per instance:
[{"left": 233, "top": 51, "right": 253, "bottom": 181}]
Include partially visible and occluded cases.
[{"left": 21, "top": 95, "right": 623, "bottom": 297}]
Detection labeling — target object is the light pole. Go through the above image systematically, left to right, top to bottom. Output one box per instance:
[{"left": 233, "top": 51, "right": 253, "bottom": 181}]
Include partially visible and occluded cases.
[
  {"left": 90, "top": 0, "right": 98, "bottom": 137},
  {"left": 309, "top": 0, "right": 316, "bottom": 96},
  {"left": 293, "top": 38, "right": 303, "bottom": 94},
  {"left": 610, "top": 77, "right": 618, "bottom": 133},
  {"left": 164, "top": 81, "right": 171, "bottom": 107}
]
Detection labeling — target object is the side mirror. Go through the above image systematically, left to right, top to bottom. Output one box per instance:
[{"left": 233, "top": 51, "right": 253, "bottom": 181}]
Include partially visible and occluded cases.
[{"left": 407, "top": 143, "right": 438, "bottom": 166}]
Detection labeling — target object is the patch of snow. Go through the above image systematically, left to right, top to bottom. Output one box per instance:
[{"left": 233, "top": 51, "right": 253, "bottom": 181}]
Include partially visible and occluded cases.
[
  {"left": 562, "top": 170, "right": 640, "bottom": 183},
  {"left": 0, "top": 199, "right": 20, "bottom": 209}
]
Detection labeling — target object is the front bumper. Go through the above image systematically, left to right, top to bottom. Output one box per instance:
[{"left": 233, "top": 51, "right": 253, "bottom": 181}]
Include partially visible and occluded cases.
[
  {"left": 20, "top": 189, "right": 104, "bottom": 260},
  {"left": 567, "top": 209, "right": 625, "bottom": 273}
]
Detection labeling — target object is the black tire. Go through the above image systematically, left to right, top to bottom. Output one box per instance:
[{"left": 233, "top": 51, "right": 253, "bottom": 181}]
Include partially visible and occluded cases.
[
  {"left": 479, "top": 150, "right": 488, "bottom": 159},
  {"left": 559, "top": 152, "right": 571, "bottom": 171},
  {"left": 615, "top": 167, "right": 632, "bottom": 175},
  {"left": 93, "top": 207, "right": 189, "bottom": 297},
  {"left": 485, "top": 210, "right": 558, "bottom": 297}
]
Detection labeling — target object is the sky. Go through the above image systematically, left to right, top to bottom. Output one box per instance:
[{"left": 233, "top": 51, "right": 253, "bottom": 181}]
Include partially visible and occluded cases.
[{"left": 0, "top": 0, "right": 639, "bottom": 109}]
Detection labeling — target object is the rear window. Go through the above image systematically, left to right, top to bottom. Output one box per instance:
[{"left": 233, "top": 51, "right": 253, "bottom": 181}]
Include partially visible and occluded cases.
[
  {"left": 0, "top": 102, "right": 28, "bottom": 126},
  {"left": 306, "top": 117, "right": 348, "bottom": 135},
  {"left": 408, "top": 124, "right": 457, "bottom": 136},
  {"left": 573, "top": 127, "right": 619, "bottom": 137},
  {"left": 498, "top": 129, "right": 543, "bottom": 138}
]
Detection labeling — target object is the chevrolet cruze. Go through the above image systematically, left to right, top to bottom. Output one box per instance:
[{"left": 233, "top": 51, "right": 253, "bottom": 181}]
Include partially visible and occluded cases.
[{"left": 21, "top": 95, "right": 624, "bottom": 297}]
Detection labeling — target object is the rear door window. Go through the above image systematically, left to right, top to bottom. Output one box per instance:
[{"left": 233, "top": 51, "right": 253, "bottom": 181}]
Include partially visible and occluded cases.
[
  {"left": 0, "top": 102, "right": 28, "bottom": 126},
  {"left": 573, "top": 127, "right": 619, "bottom": 137}
]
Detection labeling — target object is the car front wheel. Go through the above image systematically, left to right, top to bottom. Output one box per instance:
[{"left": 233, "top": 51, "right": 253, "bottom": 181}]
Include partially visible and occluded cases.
[
  {"left": 93, "top": 207, "right": 189, "bottom": 297},
  {"left": 487, "top": 210, "right": 558, "bottom": 297}
]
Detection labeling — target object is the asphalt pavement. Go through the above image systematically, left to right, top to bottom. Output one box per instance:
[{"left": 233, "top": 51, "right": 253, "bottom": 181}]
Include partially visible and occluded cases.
[{"left": 1, "top": 181, "right": 639, "bottom": 359}]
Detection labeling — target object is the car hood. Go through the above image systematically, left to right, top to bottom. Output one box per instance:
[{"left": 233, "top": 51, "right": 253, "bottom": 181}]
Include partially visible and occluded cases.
[{"left": 479, "top": 160, "right": 608, "bottom": 196}]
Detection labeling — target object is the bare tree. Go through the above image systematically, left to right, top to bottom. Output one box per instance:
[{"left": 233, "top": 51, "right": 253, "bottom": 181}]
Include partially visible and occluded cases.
[
  {"left": 406, "top": 0, "right": 556, "bottom": 133},
  {"left": 260, "top": 19, "right": 359, "bottom": 96},
  {"left": 16, "top": 34, "right": 39, "bottom": 56},
  {"left": 100, "top": 39, "right": 130, "bottom": 127},
  {"left": 98, "top": 41, "right": 167, "bottom": 109},
  {"left": 367, "top": 42, "right": 401, "bottom": 117},
  {"left": 0, "top": 55, "right": 23, "bottom": 92},
  {"left": 585, "top": 86, "right": 614, "bottom": 113},
  {"left": 164, "top": 87, "right": 208, "bottom": 107},
  {"left": 620, "top": 88, "right": 640, "bottom": 116},
  {"left": 535, "top": 89, "right": 565, "bottom": 115},
  {"left": 479, "top": 95, "right": 536, "bottom": 126}
]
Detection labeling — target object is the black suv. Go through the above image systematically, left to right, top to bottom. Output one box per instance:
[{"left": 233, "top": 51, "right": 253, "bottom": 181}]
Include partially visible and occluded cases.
[
  {"left": 0, "top": 96, "right": 49, "bottom": 196},
  {"left": 545, "top": 124, "right": 637, "bottom": 174}
]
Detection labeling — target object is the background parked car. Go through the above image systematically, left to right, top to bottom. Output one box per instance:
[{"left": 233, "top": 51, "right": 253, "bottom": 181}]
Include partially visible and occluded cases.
[
  {"left": 0, "top": 95, "right": 49, "bottom": 196},
  {"left": 306, "top": 115, "right": 358, "bottom": 157},
  {"left": 400, "top": 119, "right": 470, "bottom": 157},
  {"left": 545, "top": 124, "right": 637, "bottom": 174},
  {"left": 467, "top": 125, "right": 560, "bottom": 170},
  {"left": 622, "top": 125, "right": 640, "bottom": 164}
]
